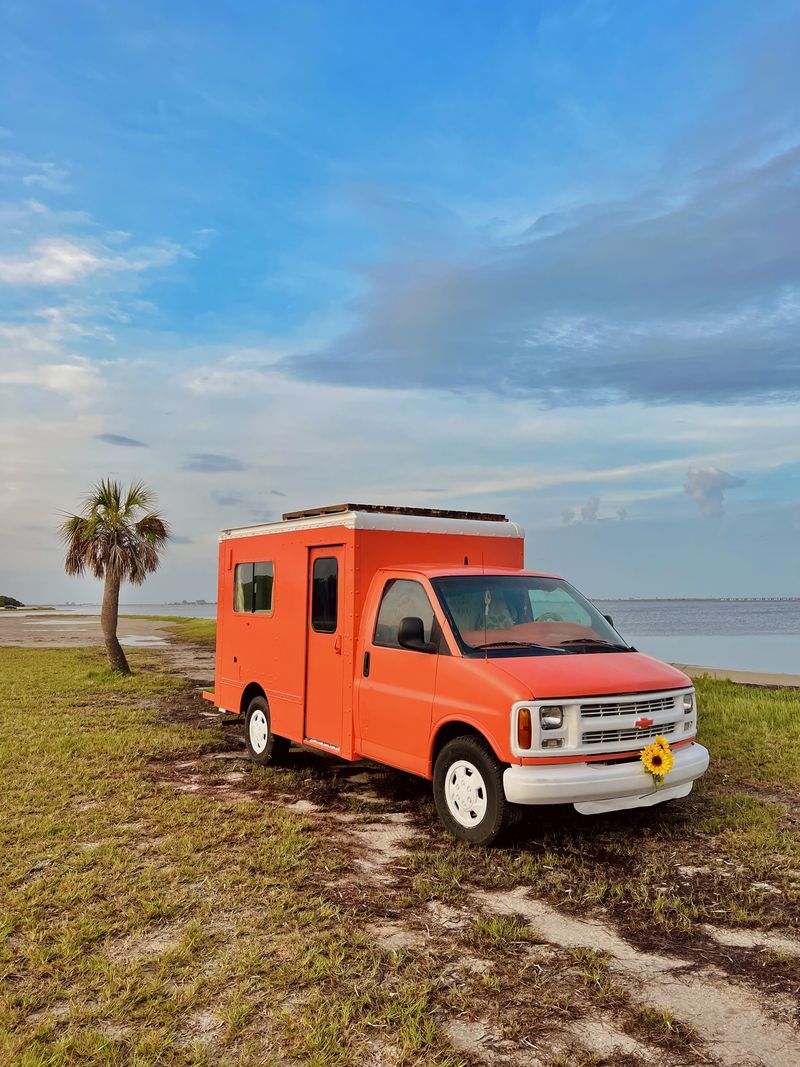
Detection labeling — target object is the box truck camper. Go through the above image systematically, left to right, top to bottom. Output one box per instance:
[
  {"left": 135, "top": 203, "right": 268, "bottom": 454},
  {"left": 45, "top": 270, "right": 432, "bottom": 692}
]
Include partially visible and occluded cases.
[{"left": 205, "top": 504, "right": 708, "bottom": 844}]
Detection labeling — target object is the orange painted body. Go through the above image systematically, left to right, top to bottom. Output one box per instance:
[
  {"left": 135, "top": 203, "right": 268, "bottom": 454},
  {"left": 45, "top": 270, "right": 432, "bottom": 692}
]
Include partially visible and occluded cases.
[{"left": 209, "top": 511, "right": 694, "bottom": 780}]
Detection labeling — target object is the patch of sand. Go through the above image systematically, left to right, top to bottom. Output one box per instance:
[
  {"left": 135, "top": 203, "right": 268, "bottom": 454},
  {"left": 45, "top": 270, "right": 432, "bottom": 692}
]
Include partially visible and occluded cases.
[
  {"left": 476, "top": 887, "right": 798, "bottom": 1067},
  {"left": 366, "top": 921, "right": 427, "bottom": 951},
  {"left": 105, "top": 923, "right": 184, "bottom": 964},
  {"left": 701, "top": 924, "right": 800, "bottom": 956},
  {"left": 567, "top": 1018, "right": 657, "bottom": 1063}
]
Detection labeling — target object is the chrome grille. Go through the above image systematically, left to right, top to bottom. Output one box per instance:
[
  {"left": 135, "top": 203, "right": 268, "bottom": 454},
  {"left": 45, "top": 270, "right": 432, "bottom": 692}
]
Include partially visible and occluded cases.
[
  {"left": 580, "top": 695, "right": 676, "bottom": 720},
  {"left": 582, "top": 721, "right": 677, "bottom": 746}
]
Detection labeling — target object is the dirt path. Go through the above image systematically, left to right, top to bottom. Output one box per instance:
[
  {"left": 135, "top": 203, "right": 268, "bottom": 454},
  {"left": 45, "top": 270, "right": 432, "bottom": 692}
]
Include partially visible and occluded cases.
[{"left": 146, "top": 641, "right": 800, "bottom": 1067}]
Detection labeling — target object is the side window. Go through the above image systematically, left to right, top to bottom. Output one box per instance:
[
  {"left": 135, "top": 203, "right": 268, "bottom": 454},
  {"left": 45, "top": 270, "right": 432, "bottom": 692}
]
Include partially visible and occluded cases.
[
  {"left": 311, "top": 557, "right": 338, "bottom": 633},
  {"left": 234, "top": 561, "right": 274, "bottom": 614},
  {"left": 253, "top": 562, "right": 274, "bottom": 614},
  {"left": 234, "top": 563, "right": 254, "bottom": 613},
  {"left": 374, "top": 579, "right": 436, "bottom": 649}
]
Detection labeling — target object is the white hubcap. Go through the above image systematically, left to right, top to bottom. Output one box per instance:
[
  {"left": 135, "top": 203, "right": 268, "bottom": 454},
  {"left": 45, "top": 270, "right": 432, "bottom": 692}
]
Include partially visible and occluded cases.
[
  {"left": 249, "top": 708, "right": 269, "bottom": 753},
  {"left": 444, "top": 759, "right": 488, "bottom": 828}
]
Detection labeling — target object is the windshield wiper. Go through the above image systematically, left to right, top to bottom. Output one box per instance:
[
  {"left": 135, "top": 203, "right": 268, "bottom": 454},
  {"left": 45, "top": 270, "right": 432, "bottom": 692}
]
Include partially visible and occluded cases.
[
  {"left": 558, "top": 638, "right": 630, "bottom": 651},
  {"left": 472, "top": 640, "right": 552, "bottom": 650}
]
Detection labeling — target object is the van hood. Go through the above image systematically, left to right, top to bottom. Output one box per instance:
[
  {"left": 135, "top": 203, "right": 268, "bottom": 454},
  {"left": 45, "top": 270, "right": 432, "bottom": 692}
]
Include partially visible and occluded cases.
[{"left": 491, "top": 650, "right": 691, "bottom": 700}]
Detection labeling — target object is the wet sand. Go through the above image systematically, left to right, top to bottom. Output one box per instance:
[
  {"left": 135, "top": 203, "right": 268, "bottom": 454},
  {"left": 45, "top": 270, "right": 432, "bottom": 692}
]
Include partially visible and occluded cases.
[{"left": 0, "top": 613, "right": 171, "bottom": 648}]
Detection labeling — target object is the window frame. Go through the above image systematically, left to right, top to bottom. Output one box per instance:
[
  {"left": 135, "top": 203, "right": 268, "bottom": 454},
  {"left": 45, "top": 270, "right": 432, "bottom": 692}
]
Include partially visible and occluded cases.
[
  {"left": 310, "top": 556, "right": 339, "bottom": 634},
  {"left": 233, "top": 560, "right": 275, "bottom": 615},
  {"left": 372, "top": 577, "right": 445, "bottom": 653}
]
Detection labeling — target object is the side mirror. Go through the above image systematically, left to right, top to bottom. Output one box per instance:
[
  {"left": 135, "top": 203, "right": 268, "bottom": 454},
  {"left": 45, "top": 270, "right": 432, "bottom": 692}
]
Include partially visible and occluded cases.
[
  {"left": 603, "top": 614, "right": 615, "bottom": 628},
  {"left": 398, "top": 616, "right": 437, "bottom": 654}
]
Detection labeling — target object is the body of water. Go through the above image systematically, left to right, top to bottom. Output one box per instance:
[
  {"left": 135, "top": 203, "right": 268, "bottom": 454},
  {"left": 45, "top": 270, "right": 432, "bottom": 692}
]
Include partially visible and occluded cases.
[
  {"left": 52, "top": 598, "right": 800, "bottom": 673},
  {"left": 594, "top": 599, "right": 800, "bottom": 674}
]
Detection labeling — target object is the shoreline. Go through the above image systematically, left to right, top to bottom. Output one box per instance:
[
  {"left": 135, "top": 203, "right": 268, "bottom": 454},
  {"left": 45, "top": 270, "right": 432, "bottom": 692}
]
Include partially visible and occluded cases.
[
  {"left": 1, "top": 613, "right": 799, "bottom": 688},
  {"left": 676, "top": 663, "right": 800, "bottom": 689}
]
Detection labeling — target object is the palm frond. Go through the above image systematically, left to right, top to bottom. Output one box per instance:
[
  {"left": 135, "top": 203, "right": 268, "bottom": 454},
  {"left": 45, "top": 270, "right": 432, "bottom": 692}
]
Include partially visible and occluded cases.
[
  {"left": 123, "top": 480, "right": 155, "bottom": 515},
  {"left": 135, "top": 514, "right": 170, "bottom": 545}
]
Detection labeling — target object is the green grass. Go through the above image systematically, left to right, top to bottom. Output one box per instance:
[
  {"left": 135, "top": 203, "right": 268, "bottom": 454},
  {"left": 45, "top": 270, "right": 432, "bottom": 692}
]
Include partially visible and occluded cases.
[
  {"left": 2, "top": 643, "right": 798, "bottom": 1064},
  {"left": 0, "top": 647, "right": 461, "bottom": 1066},
  {"left": 694, "top": 676, "right": 800, "bottom": 791},
  {"left": 468, "top": 913, "right": 542, "bottom": 951},
  {"left": 625, "top": 1006, "right": 700, "bottom": 1049}
]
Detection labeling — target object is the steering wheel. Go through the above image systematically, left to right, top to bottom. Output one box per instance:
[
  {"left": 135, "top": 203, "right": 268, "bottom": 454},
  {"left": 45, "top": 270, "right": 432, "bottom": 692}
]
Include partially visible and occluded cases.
[{"left": 536, "top": 612, "right": 564, "bottom": 623}]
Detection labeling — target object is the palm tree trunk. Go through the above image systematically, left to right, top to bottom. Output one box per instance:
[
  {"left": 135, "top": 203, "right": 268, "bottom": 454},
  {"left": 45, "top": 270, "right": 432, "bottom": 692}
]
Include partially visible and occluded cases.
[{"left": 101, "top": 568, "right": 130, "bottom": 674}]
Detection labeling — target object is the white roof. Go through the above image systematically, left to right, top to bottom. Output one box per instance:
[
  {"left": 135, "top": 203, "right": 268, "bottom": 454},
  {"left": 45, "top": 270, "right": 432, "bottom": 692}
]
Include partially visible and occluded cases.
[{"left": 220, "top": 510, "right": 524, "bottom": 542}]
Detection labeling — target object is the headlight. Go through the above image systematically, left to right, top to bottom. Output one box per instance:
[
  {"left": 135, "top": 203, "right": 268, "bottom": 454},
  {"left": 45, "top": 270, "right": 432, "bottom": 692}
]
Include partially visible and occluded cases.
[
  {"left": 683, "top": 692, "right": 694, "bottom": 714},
  {"left": 540, "top": 706, "right": 564, "bottom": 730}
]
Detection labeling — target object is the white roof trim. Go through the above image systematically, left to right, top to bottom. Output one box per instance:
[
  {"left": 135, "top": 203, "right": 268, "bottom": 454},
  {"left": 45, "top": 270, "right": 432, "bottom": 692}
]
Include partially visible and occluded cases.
[{"left": 220, "top": 511, "right": 524, "bottom": 541}]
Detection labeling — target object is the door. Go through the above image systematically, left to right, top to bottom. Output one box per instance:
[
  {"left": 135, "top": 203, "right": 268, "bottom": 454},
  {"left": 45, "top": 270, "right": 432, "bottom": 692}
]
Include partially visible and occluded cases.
[
  {"left": 304, "top": 546, "right": 345, "bottom": 750},
  {"left": 358, "top": 578, "right": 440, "bottom": 776}
]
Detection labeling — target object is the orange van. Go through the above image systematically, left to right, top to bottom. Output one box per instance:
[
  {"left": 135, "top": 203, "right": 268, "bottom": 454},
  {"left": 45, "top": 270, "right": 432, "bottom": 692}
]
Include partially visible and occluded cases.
[{"left": 205, "top": 504, "right": 709, "bottom": 844}]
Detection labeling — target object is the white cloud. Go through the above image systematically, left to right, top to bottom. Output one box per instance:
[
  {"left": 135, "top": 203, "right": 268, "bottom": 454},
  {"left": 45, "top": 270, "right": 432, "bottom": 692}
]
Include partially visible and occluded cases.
[
  {"left": 21, "top": 161, "right": 70, "bottom": 192},
  {"left": 0, "top": 236, "right": 187, "bottom": 286},
  {"left": 0, "top": 239, "right": 101, "bottom": 285},
  {"left": 0, "top": 359, "right": 103, "bottom": 403},
  {"left": 684, "top": 466, "right": 745, "bottom": 516}
]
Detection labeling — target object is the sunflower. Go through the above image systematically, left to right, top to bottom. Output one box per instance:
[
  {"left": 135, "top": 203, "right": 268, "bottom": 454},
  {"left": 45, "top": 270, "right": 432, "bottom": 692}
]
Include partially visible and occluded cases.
[{"left": 640, "top": 737, "right": 675, "bottom": 786}]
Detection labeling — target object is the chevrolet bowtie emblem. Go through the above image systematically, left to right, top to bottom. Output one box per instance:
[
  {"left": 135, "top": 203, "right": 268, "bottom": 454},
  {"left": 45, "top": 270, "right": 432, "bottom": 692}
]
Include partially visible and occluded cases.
[{"left": 635, "top": 716, "right": 654, "bottom": 729}]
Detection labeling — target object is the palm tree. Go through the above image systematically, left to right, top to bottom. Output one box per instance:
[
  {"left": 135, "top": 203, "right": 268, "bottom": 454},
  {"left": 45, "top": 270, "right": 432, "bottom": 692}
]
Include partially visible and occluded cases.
[{"left": 60, "top": 479, "right": 170, "bottom": 674}]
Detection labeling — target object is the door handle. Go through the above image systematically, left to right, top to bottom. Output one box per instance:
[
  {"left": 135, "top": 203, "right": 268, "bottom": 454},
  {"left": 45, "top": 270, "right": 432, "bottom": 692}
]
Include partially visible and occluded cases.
[
  {"left": 334, "top": 634, "right": 342, "bottom": 655},
  {"left": 363, "top": 651, "right": 370, "bottom": 677}
]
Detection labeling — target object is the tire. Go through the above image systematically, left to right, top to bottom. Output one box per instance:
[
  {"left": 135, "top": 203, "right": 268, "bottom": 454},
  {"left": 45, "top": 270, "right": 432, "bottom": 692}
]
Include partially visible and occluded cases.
[
  {"left": 244, "top": 696, "right": 291, "bottom": 765},
  {"left": 433, "top": 735, "right": 518, "bottom": 846}
]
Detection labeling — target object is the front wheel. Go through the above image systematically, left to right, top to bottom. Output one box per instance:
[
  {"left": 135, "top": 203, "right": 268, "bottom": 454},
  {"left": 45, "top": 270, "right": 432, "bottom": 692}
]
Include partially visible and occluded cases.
[
  {"left": 244, "top": 696, "right": 291, "bottom": 765},
  {"left": 433, "top": 735, "right": 518, "bottom": 846}
]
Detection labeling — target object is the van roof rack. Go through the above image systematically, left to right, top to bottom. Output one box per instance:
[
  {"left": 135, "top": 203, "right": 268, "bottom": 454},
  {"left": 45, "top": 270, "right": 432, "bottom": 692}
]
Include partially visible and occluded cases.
[{"left": 281, "top": 503, "right": 508, "bottom": 523}]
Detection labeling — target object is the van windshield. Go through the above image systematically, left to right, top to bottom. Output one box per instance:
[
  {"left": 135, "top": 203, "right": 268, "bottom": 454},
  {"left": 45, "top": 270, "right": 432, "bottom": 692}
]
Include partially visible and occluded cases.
[{"left": 431, "top": 575, "right": 631, "bottom": 657}]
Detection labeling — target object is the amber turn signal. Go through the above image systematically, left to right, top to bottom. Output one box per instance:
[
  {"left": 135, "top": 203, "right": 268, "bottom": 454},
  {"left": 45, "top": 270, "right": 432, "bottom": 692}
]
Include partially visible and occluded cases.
[{"left": 517, "top": 708, "right": 532, "bottom": 749}]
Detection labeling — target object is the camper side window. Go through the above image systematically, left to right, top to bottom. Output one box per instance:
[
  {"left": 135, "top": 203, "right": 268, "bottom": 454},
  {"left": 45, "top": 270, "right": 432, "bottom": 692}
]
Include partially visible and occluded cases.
[{"left": 234, "top": 562, "right": 274, "bottom": 614}]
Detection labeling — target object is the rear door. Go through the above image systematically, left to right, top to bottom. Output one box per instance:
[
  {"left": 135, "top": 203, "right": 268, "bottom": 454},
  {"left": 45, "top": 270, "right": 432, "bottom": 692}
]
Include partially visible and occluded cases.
[{"left": 304, "top": 546, "right": 345, "bottom": 750}]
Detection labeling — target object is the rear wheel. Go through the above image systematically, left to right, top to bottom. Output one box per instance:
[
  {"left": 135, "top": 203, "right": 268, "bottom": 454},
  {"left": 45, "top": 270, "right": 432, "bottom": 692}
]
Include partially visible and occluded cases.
[
  {"left": 244, "top": 696, "right": 290, "bottom": 765},
  {"left": 433, "top": 735, "right": 518, "bottom": 846}
]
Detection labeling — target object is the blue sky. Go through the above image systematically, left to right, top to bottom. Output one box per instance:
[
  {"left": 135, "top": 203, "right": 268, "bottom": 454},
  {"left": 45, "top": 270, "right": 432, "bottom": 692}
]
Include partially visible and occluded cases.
[{"left": 1, "top": 0, "right": 798, "bottom": 602}]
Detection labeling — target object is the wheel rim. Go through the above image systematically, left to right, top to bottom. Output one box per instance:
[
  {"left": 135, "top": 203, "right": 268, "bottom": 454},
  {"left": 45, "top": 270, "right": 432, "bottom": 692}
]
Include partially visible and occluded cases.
[
  {"left": 249, "top": 708, "right": 269, "bottom": 753},
  {"left": 444, "top": 759, "right": 488, "bottom": 828}
]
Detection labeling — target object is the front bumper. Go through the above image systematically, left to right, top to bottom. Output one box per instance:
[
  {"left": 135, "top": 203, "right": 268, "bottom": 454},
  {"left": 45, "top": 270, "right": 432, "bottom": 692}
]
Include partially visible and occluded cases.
[{"left": 503, "top": 741, "right": 709, "bottom": 814}]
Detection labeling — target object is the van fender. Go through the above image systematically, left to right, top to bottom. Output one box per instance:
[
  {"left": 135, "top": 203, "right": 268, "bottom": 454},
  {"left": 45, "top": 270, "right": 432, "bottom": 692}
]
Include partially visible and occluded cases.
[
  {"left": 240, "top": 681, "right": 266, "bottom": 715},
  {"left": 428, "top": 715, "right": 506, "bottom": 777}
]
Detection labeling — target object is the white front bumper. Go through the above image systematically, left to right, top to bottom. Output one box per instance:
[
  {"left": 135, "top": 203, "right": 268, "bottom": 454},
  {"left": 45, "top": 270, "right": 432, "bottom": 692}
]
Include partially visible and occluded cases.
[{"left": 503, "top": 741, "right": 709, "bottom": 814}]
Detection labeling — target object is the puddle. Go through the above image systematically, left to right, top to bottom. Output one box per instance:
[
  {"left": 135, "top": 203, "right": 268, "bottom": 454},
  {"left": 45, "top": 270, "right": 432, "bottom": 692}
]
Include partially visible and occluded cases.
[
  {"left": 25, "top": 619, "right": 91, "bottom": 627},
  {"left": 120, "top": 635, "right": 167, "bottom": 647}
]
